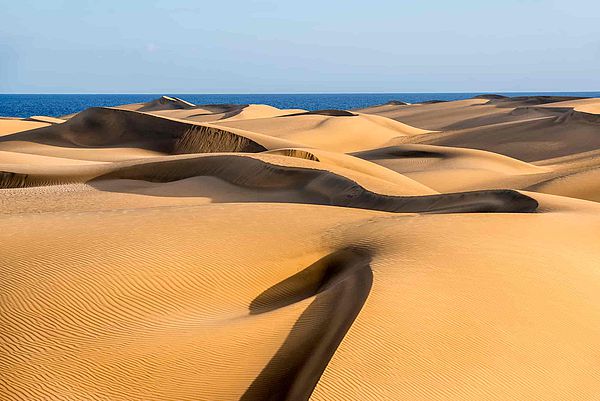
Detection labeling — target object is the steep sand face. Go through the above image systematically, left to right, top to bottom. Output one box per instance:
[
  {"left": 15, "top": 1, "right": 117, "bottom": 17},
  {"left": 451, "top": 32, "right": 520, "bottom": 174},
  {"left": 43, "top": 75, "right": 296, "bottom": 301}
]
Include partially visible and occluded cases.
[{"left": 2, "top": 95, "right": 600, "bottom": 401}]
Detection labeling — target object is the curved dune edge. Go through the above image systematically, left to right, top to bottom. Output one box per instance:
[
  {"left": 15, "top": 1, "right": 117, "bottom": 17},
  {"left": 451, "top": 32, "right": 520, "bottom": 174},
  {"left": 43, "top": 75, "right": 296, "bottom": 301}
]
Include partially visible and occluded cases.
[
  {"left": 280, "top": 109, "right": 358, "bottom": 117},
  {"left": 174, "top": 124, "right": 267, "bottom": 154},
  {"left": 349, "top": 143, "right": 555, "bottom": 193},
  {"left": 353, "top": 143, "right": 545, "bottom": 174},
  {"left": 263, "top": 148, "right": 438, "bottom": 195},
  {"left": 265, "top": 148, "right": 321, "bottom": 162},
  {"left": 91, "top": 154, "right": 538, "bottom": 213}
]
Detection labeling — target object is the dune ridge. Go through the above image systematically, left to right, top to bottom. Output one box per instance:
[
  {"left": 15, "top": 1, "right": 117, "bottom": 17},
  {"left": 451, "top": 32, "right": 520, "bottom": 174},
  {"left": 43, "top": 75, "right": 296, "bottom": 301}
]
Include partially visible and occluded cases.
[
  {"left": 0, "top": 107, "right": 270, "bottom": 154},
  {"left": 94, "top": 154, "right": 538, "bottom": 213}
]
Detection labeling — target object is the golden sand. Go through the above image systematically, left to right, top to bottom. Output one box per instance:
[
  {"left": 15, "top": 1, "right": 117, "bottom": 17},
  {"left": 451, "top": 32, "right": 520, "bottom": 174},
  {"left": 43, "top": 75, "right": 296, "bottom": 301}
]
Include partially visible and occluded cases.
[{"left": 2, "top": 95, "right": 600, "bottom": 400}]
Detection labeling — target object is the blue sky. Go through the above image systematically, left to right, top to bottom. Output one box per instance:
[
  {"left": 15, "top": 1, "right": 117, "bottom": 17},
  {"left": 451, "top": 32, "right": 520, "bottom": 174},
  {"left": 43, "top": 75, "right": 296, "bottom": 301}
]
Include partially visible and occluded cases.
[{"left": 1, "top": 0, "right": 599, "bottom": 93}]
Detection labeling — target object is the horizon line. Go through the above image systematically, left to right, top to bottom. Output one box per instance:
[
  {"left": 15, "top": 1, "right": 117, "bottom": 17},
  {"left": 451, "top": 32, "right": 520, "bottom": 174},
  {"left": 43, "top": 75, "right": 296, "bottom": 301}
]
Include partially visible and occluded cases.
[{"left": 2, "top": 90, "right": 600, "bottom": 96}]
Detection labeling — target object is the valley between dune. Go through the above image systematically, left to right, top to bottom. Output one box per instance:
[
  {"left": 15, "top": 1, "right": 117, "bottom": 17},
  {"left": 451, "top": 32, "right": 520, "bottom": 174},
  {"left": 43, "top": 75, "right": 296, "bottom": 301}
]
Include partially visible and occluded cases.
[{"left": 2, "top": 95, "right": 600, "bottom": 400}]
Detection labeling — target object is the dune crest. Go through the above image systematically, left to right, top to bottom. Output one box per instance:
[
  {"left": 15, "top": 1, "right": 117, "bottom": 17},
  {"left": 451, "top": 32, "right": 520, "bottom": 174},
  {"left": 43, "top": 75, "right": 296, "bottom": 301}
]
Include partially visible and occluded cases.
[{"left": 0, "top": 107, "right": 275, "bottom": 156}]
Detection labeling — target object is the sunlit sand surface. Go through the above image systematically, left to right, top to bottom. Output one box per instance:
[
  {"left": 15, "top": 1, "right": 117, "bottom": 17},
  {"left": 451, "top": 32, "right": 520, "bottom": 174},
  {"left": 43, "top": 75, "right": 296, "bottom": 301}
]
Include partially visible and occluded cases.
[{"left": 2, "top": 95, "right": 600, "bottom": 400}]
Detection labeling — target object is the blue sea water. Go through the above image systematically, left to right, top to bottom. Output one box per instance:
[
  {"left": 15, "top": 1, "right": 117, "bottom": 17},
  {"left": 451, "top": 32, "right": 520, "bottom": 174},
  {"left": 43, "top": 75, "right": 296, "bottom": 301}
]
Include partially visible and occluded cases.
[{"left": 1, "top": 92, "right": 599, "bottom": 118}]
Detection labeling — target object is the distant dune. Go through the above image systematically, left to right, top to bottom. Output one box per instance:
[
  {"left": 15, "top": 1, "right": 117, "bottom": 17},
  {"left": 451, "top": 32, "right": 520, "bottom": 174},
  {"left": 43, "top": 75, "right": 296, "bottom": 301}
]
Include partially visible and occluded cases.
[{"left": 2, "top": 95, "right": 600, "bottom": 400}]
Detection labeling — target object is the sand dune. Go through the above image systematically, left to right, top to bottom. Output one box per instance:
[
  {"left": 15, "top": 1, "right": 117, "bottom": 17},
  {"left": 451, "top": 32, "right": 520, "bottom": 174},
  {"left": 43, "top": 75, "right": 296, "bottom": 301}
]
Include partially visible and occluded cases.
[
  {"left": 2, "top": 95, "right": 600, "bottom": 400},
  {"left": 116, "top": 95, "right": 196, "bottom": 112},
  {"left": 355, "top": 95, "right": 587, "bottom": 130},
  {"left": 357, "top": 96, "right": 600, "bottom": 163},
  {"left": 115, "top": 97, "right": 307, "bottom": 123},
  {"left": 513, "top": 97, "right": 600, "bottom": 113},
  {"left": 147, "top": 104, "right": 307, "bottom": 123},
  {"left": 0, "top": 107, "right": 305, "bottom": 162},
  {"left": 0, "top": 107, "right": 266, "bottom": 153},
  {"left": 399, "top": 110, "right": 600, "bottom": 162},
  {"left": 214, "top": 111, "right": 430, "bottom": 152},
  {"left": 25, "top": 115, "right": 66, "bottom": 124},
  {"left": 0, "top": 118, "right": 51, "bottom": 136},
  {"left": 353, "top": 143, "right": 548, "bottom": 192},
  {"left": 265, "top": 147, "right": 438, "bottom": 194},
  {"left": 526, "top": 168, "right": 600, "bottom": 202}
]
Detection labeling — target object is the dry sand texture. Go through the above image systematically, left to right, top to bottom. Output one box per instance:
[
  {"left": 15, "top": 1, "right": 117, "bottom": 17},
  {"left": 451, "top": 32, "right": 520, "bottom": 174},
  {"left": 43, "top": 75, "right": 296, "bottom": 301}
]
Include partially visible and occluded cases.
[{"left": 2, "top": 95, "right": 600, "bottom": 400}]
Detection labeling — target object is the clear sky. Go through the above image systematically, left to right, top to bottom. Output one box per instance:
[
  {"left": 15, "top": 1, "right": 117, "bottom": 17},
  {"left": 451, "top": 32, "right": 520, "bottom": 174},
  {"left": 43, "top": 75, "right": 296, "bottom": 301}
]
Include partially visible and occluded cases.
[{"left": 1, "top": 0, "right": 599, "bottom": 93}]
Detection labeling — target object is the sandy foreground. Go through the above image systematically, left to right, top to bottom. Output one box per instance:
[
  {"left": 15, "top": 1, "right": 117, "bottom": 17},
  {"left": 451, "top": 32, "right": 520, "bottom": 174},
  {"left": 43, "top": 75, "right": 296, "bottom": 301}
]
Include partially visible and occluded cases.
[{"left": 1, "top": 95, "right": 600, "bottom": 400}]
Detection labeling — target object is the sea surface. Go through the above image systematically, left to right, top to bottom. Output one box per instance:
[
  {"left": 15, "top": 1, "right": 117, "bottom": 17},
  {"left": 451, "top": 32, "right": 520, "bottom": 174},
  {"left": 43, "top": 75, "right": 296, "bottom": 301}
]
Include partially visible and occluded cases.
[{"left": 1, "top": 92, "right": 599, "bottom": 118}]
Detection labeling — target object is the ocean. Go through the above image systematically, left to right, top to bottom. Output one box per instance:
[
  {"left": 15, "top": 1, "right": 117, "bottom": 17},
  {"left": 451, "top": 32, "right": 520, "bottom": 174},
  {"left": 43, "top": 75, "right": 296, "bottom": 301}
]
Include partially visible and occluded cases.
[{"left": 1, "top": 92, "right": 599, "bottom": 118}]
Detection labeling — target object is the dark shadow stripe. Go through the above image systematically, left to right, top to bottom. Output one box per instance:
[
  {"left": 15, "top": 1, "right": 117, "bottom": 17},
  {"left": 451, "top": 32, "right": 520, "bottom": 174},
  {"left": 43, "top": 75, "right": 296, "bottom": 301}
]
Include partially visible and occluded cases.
[
  {"left": 93, "top": 155, "right": 539, "bottom": 214},
  {"left": 241, "top": 248, "right": 373, "bottom": 401}
]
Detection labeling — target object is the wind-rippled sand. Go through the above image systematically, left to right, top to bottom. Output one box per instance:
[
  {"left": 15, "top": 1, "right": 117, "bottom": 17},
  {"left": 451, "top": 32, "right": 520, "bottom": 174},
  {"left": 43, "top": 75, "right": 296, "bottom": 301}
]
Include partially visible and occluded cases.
[{"left": 2, "top": 95, "right": 600, "bottom": 400}]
